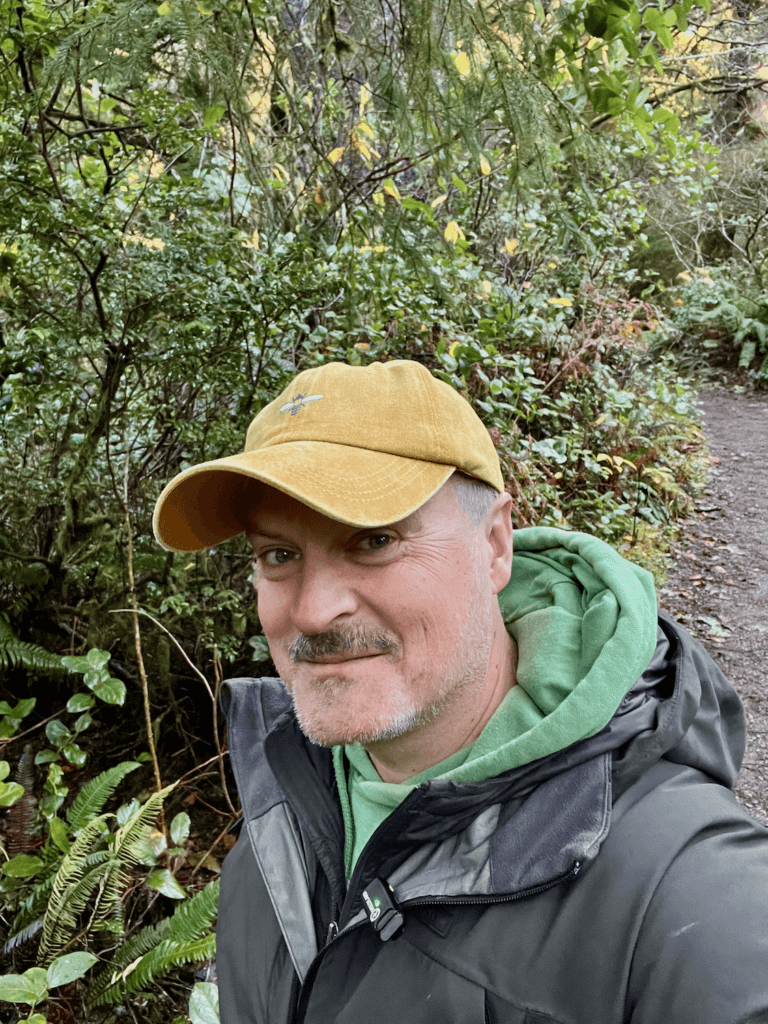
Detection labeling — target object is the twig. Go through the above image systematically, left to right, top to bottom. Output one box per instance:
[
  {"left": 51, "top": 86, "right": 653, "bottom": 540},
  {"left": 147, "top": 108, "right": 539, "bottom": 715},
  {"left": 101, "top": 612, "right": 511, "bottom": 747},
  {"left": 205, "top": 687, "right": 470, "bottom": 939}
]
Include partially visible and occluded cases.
[
  {"left": 122, "top": 458, "right": 166, "bottom": 840},
  {"left": 110, "top": 608, "right": 214, "bottom": 704},
  {"left": 108, "top": 612, "right": 238, "bottom": 817},
  {"left": 213, "top": 646, "right": 238, "bottom": 817},
  {"left": 0, "top": 711, "right": 61, "bottom": 751},
  {"left": 175, "top": 753, "right": 229, "bottom": 784},
  {"left": 190, "top": 821, "right": 235, "bottom": 881}
]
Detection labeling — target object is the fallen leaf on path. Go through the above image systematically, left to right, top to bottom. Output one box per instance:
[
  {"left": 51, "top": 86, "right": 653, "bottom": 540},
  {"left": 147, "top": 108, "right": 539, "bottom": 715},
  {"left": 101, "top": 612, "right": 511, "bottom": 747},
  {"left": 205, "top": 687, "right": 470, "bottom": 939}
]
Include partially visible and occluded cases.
[
  {"left": 714, "top": 566, "right": 726, "bottom": 573},
  {"left": 690, "top": 574, "right": 703, "bottom": 580},
  {"left": 725, "top": 579, "right": 735, "bottom": 585},
  {"left": 678, "top": 589, "right": 693, "bottom": 597}
]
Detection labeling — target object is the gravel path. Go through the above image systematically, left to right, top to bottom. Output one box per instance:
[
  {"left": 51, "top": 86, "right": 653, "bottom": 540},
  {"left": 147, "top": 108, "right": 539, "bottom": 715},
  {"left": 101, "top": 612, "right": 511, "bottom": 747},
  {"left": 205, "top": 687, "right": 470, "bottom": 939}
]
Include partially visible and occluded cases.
[{"left": 658, "top": 387, "right": 768, "bottom": 825}]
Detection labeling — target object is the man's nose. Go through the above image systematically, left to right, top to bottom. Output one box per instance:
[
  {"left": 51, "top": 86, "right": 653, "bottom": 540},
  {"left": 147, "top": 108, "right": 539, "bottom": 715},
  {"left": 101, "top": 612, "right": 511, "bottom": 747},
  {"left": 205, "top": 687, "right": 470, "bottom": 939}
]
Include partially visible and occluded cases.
[{"left": 291, "top": 559, "right": 358, "bottom": 635}]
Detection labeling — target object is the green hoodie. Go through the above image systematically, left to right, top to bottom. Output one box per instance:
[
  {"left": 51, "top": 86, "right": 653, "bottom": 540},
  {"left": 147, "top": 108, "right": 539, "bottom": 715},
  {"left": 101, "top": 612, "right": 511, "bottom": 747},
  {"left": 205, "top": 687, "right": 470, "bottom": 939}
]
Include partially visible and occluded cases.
[{"left": 333, "top": 527, "right": 659, "bottom": 878}]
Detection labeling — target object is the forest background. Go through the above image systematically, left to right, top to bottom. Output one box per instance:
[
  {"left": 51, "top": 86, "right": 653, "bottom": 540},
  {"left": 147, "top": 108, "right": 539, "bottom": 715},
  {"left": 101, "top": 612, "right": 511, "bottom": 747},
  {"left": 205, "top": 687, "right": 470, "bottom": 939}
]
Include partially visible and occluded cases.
[{"left": 1, "top": 0, "right": 767, "bottom": 1020}]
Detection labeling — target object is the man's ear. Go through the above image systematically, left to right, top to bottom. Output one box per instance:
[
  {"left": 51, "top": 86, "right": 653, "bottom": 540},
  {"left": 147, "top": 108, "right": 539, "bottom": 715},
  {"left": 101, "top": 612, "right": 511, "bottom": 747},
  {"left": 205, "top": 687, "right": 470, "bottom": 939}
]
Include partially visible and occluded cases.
[{"left": 485, "top": 492, "right": 514, "bottom": 595}]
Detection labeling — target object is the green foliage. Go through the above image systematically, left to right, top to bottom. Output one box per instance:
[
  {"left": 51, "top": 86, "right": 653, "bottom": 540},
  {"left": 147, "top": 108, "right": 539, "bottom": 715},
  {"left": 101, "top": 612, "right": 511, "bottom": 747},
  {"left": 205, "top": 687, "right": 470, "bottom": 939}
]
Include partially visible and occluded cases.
[
  {"left": 658, "top": 266, "right": 768, "bottom": 382},
  {"left": 0, "top": 615, "right": 64, "bottom": 675},
  {"left": 0, "top": 758, "right": 24, "bottom": 807},
  {"left": 1, "top": 761, "right": 218, "bottom": 1018},
  {"left": 66, "top": 761, "right": 141, "bottom": 833},
  {"left": 1, "top": 765, "right": 172, "bottom": 962},
  {"left": 87, "top": 879, "right": 220, "bottom": 1006},
  {"left": 0, "top": 952, "right": 97, "bottom": 1009},
  {"left": 188, "top": 982, "right": 221, "bottom": 1024}
]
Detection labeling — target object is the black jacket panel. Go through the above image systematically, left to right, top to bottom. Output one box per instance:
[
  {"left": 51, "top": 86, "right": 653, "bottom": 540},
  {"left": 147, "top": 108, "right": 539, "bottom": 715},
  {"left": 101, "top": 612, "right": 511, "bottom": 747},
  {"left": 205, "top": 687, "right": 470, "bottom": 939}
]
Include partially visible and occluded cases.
[{"left": 218, "top": 614, "right": 768, "bottom": 1024}]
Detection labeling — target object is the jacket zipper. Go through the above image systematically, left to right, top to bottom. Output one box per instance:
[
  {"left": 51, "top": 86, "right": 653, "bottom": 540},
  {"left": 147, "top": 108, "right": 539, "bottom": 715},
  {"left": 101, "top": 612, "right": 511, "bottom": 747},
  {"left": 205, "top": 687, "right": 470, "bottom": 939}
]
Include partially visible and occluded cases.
[
  {"left": 401, "top": 860, "right": 582, "bottom": 911},
  {"left": 293, "top": 861, "right": 581, "bottom": 1023}
]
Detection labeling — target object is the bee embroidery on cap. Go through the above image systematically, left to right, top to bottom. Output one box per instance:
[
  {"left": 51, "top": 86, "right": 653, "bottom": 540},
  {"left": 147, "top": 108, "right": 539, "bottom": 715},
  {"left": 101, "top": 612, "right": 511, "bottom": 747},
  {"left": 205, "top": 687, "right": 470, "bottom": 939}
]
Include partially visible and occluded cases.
[{"left": 280, "top": 393, "right": 323, "bottom": 416}]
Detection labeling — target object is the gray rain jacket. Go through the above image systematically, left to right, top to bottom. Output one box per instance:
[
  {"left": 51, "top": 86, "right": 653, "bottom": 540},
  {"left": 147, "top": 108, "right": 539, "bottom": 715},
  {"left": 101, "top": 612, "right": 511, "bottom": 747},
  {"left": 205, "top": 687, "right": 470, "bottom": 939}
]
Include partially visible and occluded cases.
[{"left": 217, "top": 611, "right": 768, "bottom": 1024}]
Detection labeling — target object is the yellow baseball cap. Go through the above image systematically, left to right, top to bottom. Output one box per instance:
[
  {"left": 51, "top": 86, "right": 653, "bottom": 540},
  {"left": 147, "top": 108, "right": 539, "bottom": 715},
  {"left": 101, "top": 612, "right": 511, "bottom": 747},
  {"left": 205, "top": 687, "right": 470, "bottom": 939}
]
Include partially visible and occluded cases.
[{"left": 152, "top": 359, "right": 503, "bottom": 552}]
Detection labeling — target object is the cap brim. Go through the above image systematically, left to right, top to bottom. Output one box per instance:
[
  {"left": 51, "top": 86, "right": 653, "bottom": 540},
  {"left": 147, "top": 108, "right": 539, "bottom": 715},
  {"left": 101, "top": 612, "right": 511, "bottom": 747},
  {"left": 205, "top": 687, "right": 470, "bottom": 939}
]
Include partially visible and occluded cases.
[{"left": 153, "top": 441, "right": 456, "bottom": 552}]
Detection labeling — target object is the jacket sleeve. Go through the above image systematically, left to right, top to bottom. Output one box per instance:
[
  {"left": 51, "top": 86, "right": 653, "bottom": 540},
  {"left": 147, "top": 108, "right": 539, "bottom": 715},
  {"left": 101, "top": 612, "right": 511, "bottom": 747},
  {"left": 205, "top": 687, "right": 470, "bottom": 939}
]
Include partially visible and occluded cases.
[{"left": 626, "top": 808, "right": 768, "bottom": 1023}]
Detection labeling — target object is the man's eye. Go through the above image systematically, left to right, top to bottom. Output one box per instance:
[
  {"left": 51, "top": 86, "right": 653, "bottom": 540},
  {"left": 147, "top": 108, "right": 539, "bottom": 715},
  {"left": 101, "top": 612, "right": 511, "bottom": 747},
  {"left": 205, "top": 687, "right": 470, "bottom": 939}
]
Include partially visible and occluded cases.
[
  {"left": 361, "top": 534, "right": 392, "bottom": 551},
  {"left": 262, "top": 549, "right": 296, "bottom": 566}
]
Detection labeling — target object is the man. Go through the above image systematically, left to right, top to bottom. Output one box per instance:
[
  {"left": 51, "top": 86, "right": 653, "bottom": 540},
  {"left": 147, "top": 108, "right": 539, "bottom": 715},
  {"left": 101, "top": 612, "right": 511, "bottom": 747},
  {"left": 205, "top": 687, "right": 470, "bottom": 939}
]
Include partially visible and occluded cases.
[{"left": 154, "top": 360, "right": 768, "bottom": 1024}]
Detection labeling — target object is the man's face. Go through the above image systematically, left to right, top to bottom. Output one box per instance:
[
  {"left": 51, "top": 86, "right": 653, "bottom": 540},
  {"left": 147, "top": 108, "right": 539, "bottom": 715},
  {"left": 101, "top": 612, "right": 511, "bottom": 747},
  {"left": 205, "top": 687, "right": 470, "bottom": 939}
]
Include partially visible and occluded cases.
[{"left": 247, "top": 480, "right": 506, "bottom": 749}]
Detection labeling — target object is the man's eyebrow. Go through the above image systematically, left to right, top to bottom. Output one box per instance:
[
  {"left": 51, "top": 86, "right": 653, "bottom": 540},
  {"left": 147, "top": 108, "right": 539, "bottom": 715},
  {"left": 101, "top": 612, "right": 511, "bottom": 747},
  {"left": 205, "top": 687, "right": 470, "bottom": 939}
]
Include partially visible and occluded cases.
[
  {"left": 394, "top": 507, "right": 424, "bottom": 531},
  {"left": 247, "top": 526, "right": 289, "bottom": 542}
]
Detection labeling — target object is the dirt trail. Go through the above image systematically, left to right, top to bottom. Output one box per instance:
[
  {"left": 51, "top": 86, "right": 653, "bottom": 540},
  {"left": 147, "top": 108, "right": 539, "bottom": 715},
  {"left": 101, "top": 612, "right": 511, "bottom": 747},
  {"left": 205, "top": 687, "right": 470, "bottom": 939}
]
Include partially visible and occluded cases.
[{"left": 658, "top": 387, "right": 768, "bottom": 825}]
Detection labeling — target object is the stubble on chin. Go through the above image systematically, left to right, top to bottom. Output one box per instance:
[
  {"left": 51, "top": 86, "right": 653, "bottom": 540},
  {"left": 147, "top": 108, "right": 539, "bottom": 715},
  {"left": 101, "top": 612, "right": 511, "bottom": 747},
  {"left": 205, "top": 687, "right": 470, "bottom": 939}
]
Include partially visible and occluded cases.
[{"left": 288, "top": 672, "right": 425, "bottom": 747}]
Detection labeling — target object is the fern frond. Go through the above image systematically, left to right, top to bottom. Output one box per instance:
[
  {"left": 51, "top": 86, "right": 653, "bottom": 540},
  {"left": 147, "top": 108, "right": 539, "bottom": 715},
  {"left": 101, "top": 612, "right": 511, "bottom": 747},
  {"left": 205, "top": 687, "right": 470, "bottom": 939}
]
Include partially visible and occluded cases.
[
  {"left": 0, "top": 613, "right": 66, "bottom": 674},
  {"left": 5, "top": 744, "right": 37, "bottom": 856},
  {"left": 67, "top": 761, "right": 142, "bottom": 833},
  {"left": 111, "top": 784, "right": 175, "bottom": 874},
  {"left": 87, "top": 785, "right": 177, "bottom": 936},
  {"left": 37, "top": 816, "right": 112, "bottom": 964},
  {"left": 10, "top": 873, "right": 57, "bottom": 936},
  {"left": 159, "top": 877, "right": 220, "bottom": 945},
  {"left": 87, "top": 879, "right": 219, "bottom": 1006},
  {"left": 2, "top": 918, "right": 43, "bottom": 955},
  {"left": 85, "top": 919, "right": 172, "bottom": 1003},
  {"left": 90, "top": 934, "right": 217, "bottom": 1006}
]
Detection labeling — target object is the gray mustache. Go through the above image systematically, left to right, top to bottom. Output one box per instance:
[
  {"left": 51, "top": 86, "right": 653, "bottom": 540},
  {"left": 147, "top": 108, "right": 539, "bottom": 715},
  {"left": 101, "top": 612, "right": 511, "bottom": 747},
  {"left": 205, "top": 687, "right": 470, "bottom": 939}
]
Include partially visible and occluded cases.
[{"left": 290, "top": 628, "right": 397, "bottom": 662}]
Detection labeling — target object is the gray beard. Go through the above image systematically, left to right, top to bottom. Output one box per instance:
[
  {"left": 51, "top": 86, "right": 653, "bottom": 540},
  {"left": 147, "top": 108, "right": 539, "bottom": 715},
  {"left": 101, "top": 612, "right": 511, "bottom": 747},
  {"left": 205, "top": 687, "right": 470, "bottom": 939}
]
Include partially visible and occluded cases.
[{"left": 290, "top": 688, "right": 440, "bottom": 746}]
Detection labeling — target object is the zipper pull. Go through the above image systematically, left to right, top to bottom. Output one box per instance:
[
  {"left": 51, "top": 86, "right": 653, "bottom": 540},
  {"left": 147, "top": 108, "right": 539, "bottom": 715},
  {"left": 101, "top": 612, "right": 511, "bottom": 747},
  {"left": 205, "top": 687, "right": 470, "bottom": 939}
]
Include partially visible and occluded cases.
[
  {"left": 362, "top": 878, "right": 404, "bottom": 941},
  {"left": 325, "top": 920, "right": 339, "bottom": 946}
]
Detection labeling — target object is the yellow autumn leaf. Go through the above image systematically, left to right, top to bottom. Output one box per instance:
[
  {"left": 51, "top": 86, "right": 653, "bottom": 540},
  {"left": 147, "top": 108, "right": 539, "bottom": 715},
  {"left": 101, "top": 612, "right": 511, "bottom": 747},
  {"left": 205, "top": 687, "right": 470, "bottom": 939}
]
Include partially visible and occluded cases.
[
  {"left": 157, "top": 0, "right": 171, "bottom": 14},
  {"left": 454, "top": 51, "right": 471, "bottom": 76},
  {"left": 358, "top": 83, "right": 371, "bottom": 114},
  {"left": 358, "top": 121, "right": 375, "bottom": 139},
  {"left": 353, "top": 138, "right": 372, "bottom": 161},
  {"left": 326, "top": 146, "right": 345, "bottom": 165},
  {"left": 480, "top": 156, "right": 491, "bottom": 176},
  {"left": 382, "top": 182, "right": 401, "bottom": 202},
  {"left": 314, "top": 183, "right": 325, "bottom": 206},
  {"left": 373, "top": 191, "right": 384, "bottom": 207},
  {"left": 431, "top": 194, "right": 448, "bottom": 209},
  {"left": 444, "top": 220, "right": 465, "bottom": 244},
  {"left": 242, "top": 228, "right": 260, "bottom": 249},
  {"left": 504, "top": 237, "right": 519, "bottom": 255},
  {"left": 548, "top": 262, "right": 558, "bottom": 269},
  {"left": 479, "top": 280, "right": 492, "bottom": 295},
  {"left": 546, "top": 296, "right": 572, "bottom": 307},
  {"left": 674, "top": 298, "right": 684, "bottom": 306},
  {"left": 448, "top": 341, "right": 461, "bottom": 357},
  {"left": 354, "top": 342, "right": 370, "bottom": 350},
  {"left": 593, "top": 413, "right": 607, "bottom": 427},
  {"left": 595, "top": 453, "right": 612, "bottom": 463}
]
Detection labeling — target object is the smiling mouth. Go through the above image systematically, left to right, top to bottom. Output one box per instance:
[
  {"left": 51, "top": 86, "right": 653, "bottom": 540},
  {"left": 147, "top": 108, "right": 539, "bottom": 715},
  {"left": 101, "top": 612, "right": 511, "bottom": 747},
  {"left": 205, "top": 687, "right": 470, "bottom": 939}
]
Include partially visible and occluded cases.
[{"left": 305, "top": 652, "right": 385, "bottom": 665}]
